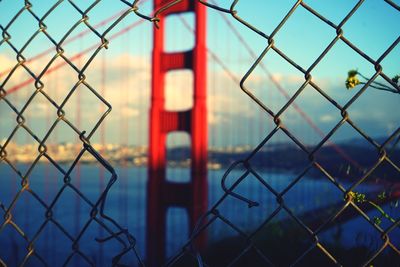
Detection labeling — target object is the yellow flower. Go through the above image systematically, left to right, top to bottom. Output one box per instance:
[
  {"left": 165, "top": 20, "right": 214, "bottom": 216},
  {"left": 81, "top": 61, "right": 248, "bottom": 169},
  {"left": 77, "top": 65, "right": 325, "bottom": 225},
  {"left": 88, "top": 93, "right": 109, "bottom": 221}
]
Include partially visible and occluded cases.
[
  {"left": 345, "top": 70, "right": 360, "bottom": 89},
  {"left": 346, "top": 76, "right": 360, "bottom": 89}
]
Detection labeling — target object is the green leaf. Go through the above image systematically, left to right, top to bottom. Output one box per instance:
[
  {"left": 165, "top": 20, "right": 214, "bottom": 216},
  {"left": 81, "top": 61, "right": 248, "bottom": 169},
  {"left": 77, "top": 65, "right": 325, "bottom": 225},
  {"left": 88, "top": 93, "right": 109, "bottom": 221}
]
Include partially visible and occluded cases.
[
  {"left": 348, "top": 69, "right": 358, "bottom": 78},
  {"left": 392, "top": 75, "right": 399, "bottom": 84},
  {"left": 378, "top": 191, "right": 386, "bottom": 200}
]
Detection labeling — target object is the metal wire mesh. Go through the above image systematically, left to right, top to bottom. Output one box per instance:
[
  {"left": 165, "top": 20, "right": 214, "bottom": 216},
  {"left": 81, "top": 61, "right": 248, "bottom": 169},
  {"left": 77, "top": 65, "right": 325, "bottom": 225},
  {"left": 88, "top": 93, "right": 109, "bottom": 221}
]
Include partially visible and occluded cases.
[
  {"left": 1, "top": 0, "right": 400, "bottom": 266},
  {"left": 157, "top": 0, "right": 400, "bottom": 266},
  {"left": 0, "top": 1, "right": 147, "bottom": 266}
]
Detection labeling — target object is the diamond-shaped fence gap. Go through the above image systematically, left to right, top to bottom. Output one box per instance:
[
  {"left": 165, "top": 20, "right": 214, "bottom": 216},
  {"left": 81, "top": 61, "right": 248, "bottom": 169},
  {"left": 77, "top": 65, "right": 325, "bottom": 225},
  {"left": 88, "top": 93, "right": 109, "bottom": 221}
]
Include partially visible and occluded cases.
[
  {"left": 301, "top": 0, "right": 360, "bottom": 26},
  {"left": 341, "top": 0, "right": 400, "bottom": 60},
  {"left": 0, "top": 1, "right": 23, "bottom": 26},
  {"left": 41, "top": 1, "right": 83, "bottom": 45},
  {"left": 272, "top": 4, "right": 337, "bottom": 71},
  {"left": 4, "top": 9, "right": 39, "bottom": 52},
  {"left": 20, "top": 31, "right": 57, "bottom": 78},
  {"left": 310, "top": 39, "right": 377, "bottom": 107},
  {"left": 0, "top": 44, "right": 17, "bottom": 84},
  {"left": 74, "top": 47, "right": 104, "bottom": 89},
  {"left": 241, "top": 48, "right": 305, "bottom": 115},
  {"left": 39, "top": 56, "right": 79, "bottom": 107},
  {"left": 2, "top": 65, "right": 38, "bottom": 112},
  {"left": 61, "top": 82, "right": 109, "bottom": 137},
  {"left": 346, "top": 82, "right": 399, "bottom": 139},
  {"left": 279, "top": 84, "right": 343, "bottom": 148},
  {"left": 22, "top": 90, "right": 59, "bottom": 142},
  {"left": 0, "top": 99, "right": 17, "bottom": 146},
  {"left": 241, "top": 105, "right": 274, "bottom": 153},
  {"left": 44, "top": 120, "right": 81, "bottom": 163},
  {"left": 313, "top": 122, "right": 380, "bottom": 190},
  {"left": 9, "top": 127, "right": 41, "bottom": 177},
  {"left": 248, "top": 129, "right": 310, "bottom": 193},
  {"left": 26, "top": 156, "right": 64, "bottom": 207},
  {"left": 0, "top": 159, "right": 20, "bottom": 211},
  {"left": 366, "top": 159, "right": 400, "bottom": 188},
  {"left": 280, "top": 167, "right": 344, "bottom": 232},
  {"left": 51, "top": 185, "right": 93, "bottom": 237},
  {"left": 11, "top": 188, "right": 47, "bottom": 239},
  {"left": 316, "top": 204, "right": 386, "bottom": 266},
  {"left": 166, "top": 207, "right": 190, "bottom": 258},
  {"left": 250, "top": 214, "right": 316, "bottom": 266},
  {"left": 199, "top": 217, "right": 250, "bottom": 266},
  {"left": 25, "top": 221, "right": 72, "bottom": 266},
  {"left": 0, "top": 223, "right": 33, "bottom": 267}
]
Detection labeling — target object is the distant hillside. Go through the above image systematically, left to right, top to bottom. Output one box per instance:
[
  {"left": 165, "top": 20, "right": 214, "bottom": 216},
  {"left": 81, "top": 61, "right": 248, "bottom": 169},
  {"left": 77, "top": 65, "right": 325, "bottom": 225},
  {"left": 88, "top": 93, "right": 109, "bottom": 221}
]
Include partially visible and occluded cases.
[{"left": 168, "top": 141, "right": 400, "bottom": 182}]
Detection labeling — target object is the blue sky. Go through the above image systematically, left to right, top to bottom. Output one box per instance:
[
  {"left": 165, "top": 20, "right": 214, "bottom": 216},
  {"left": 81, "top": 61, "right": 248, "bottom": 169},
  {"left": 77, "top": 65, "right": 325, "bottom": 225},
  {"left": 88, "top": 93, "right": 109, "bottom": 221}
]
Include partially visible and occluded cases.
[{"left": 0, "top": 0, "right": 399, "bottom": 148}]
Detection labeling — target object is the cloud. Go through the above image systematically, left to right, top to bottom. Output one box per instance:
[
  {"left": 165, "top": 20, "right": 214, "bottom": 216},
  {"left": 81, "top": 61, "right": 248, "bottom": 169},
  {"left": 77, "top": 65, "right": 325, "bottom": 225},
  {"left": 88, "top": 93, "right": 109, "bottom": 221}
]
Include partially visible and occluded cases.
[
  {"left": 2, "top": 46, "right": 398, "bottom": 147},
  {"left": 0, "top": 54, "right": 15, "bottom": 74},
  {"left": 120, "top": 106, "right": 140, "bottom": 117},
  {"left": 208, "top": 111, "right": 229, "bottom": 125},
  {"left": 319, "top": 114, "right": 336, "bottom": 123}
]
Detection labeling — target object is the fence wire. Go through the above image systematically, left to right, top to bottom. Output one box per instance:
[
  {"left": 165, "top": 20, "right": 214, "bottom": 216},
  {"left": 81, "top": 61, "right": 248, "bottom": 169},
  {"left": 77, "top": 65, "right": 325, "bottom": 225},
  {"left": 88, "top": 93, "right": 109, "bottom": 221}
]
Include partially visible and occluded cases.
[{"left": 1, "top": 0, "right": 400, "bottom": 267}]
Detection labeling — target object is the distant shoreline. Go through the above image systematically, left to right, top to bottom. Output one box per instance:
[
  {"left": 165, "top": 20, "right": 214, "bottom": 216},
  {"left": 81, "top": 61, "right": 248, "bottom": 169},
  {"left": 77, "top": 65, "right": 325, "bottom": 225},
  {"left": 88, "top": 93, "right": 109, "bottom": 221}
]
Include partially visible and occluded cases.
[{"left": 4, "top": 143, "right": 398, "bottom": 183}]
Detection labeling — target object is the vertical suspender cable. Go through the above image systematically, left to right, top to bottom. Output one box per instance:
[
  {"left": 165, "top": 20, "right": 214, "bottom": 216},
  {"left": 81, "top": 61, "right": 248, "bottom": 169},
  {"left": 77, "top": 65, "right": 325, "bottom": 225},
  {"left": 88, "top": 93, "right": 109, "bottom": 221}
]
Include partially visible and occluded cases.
[
  {"left": 74, "top": 38, "right": 83, "bottom": 267},
  {"left": 98, "top": 47, "right": 106, "bottom": 265},
  {"left": 44, "top": 75, "right": 51, "bottom": 262}
]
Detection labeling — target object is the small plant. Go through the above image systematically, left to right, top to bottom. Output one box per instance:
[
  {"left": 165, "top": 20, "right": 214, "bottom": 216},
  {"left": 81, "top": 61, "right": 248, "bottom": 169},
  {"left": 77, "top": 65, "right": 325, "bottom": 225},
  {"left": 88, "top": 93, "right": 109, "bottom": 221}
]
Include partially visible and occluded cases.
[
  {"left": 344, "top": 69, "right": 399, "bottom": 226},
  {"left": 345, "top": 69, "right": 399, "bottom": 93},
  {"left": 349, "top": 190, "right": 397, "bottom": 226}
]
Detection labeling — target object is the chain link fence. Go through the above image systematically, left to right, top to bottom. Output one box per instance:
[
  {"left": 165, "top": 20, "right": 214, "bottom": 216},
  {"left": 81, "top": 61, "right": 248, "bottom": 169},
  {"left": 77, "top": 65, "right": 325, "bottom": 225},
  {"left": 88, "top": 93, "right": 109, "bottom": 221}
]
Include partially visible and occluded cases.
[
  {"left": 1, "top": 0, "right": 400, "bottom": 266},
  {"left": 0, "top": 1, "right": 149, "bottom": 266}
]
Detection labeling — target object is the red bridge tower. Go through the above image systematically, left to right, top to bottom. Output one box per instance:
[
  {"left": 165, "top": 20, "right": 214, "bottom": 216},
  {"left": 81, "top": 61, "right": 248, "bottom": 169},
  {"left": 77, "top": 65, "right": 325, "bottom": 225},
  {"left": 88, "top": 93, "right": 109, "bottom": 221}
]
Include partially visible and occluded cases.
[{"left": 147, "top": 0, "right": 207, "bottom": 265}]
